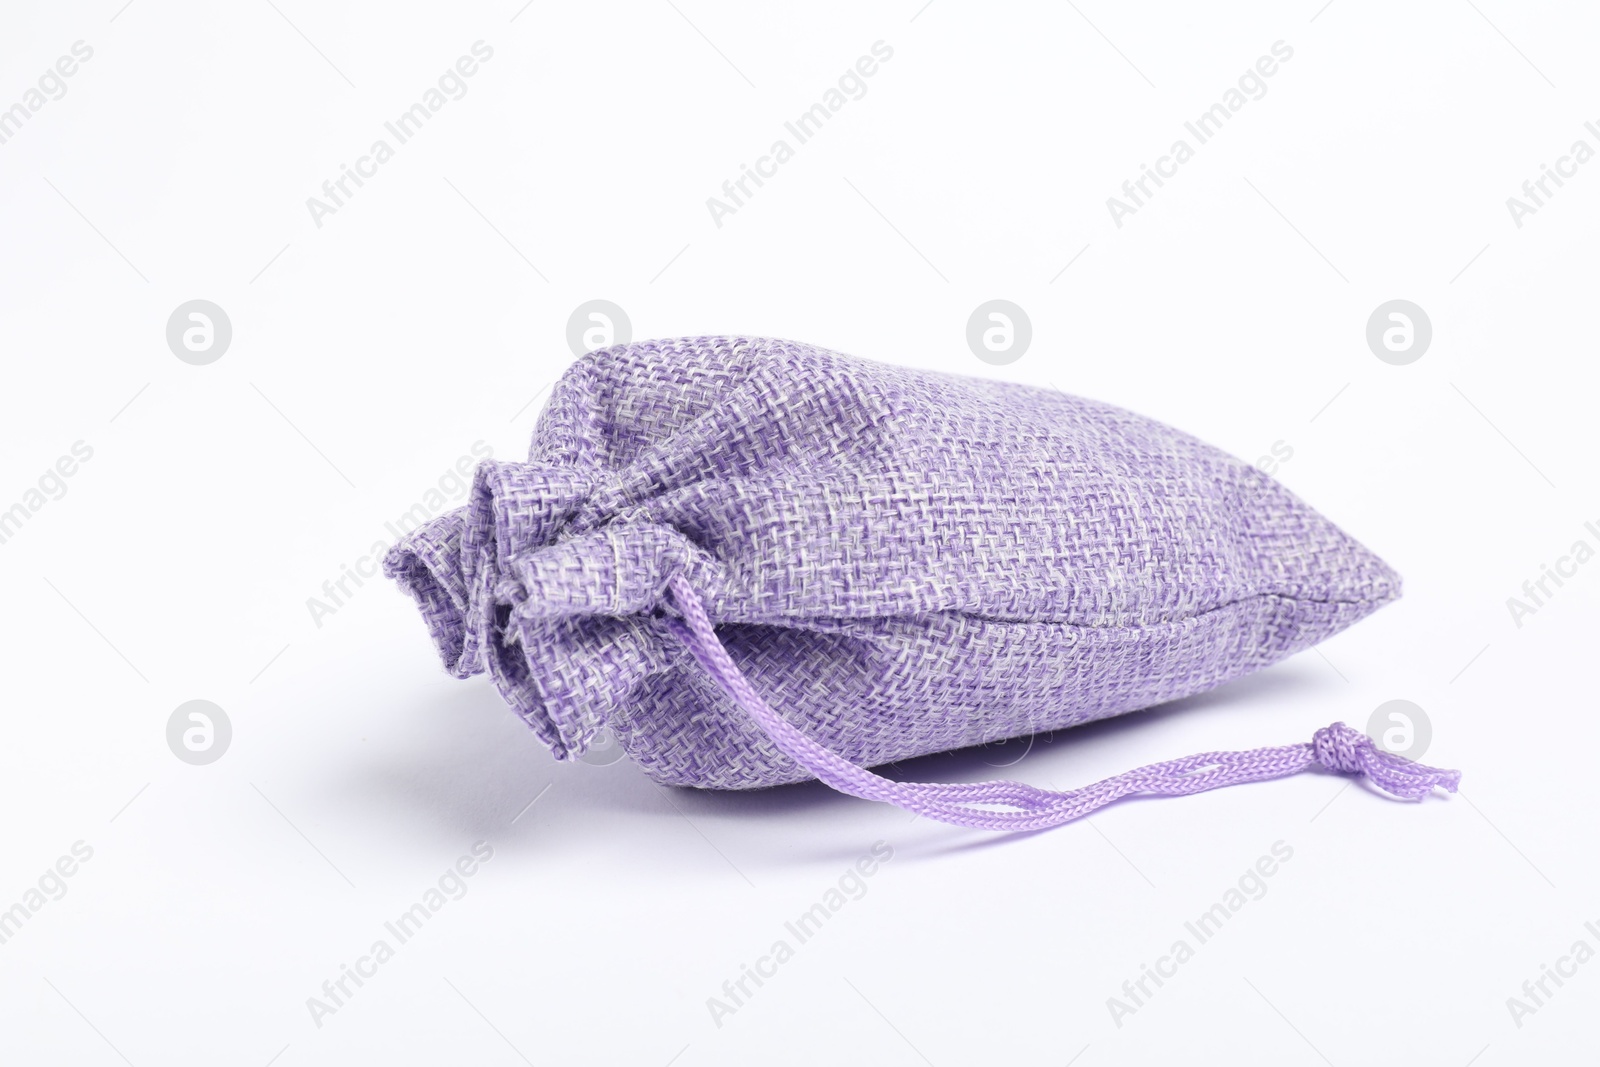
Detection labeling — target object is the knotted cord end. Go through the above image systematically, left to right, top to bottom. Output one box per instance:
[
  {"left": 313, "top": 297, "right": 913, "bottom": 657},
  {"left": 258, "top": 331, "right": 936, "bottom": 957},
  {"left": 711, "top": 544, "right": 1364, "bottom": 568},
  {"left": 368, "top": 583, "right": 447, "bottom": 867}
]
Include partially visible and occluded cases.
[{"left": 1311, "top": 721, "right": 1461, "bottom": 801}]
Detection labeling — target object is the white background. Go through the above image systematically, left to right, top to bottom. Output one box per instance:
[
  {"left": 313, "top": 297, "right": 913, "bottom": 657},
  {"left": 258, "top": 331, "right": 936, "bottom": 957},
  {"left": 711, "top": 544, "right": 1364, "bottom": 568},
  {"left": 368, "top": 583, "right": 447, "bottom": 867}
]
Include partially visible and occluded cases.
[{"left": 1, "top": 1, "right": 1596, "bottom": 1064}]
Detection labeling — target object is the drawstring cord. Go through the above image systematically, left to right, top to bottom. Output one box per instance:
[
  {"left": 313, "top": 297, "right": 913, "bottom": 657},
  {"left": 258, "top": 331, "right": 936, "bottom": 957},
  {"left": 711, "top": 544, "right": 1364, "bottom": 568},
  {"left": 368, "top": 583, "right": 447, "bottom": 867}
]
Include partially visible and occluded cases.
[{"left": 664, "top": 574, "right": 1461, "bottom": 831}]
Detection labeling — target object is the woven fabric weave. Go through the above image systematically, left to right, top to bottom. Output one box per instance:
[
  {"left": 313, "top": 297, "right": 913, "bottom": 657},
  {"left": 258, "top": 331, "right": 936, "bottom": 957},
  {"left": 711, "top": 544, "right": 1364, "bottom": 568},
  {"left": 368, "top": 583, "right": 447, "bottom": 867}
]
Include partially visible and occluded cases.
[{"left": 384, "top": 336, "right": 1401, "bottom": 791}]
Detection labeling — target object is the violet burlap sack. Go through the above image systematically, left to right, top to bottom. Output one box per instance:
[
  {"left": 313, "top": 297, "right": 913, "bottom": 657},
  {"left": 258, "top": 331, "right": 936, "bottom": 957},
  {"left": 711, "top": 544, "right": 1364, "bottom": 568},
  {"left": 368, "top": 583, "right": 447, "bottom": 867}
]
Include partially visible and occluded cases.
[{"left": 385, "top": 337, "right": 1458, "bottom": 830}]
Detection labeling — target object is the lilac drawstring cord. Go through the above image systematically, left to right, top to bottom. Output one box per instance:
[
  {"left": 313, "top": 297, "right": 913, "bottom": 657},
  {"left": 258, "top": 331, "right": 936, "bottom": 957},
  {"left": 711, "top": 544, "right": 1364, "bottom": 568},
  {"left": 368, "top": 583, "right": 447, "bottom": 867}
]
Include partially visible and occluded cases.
[{"left": 665, "top": 575, "right": 1461, "bottom": 831}]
